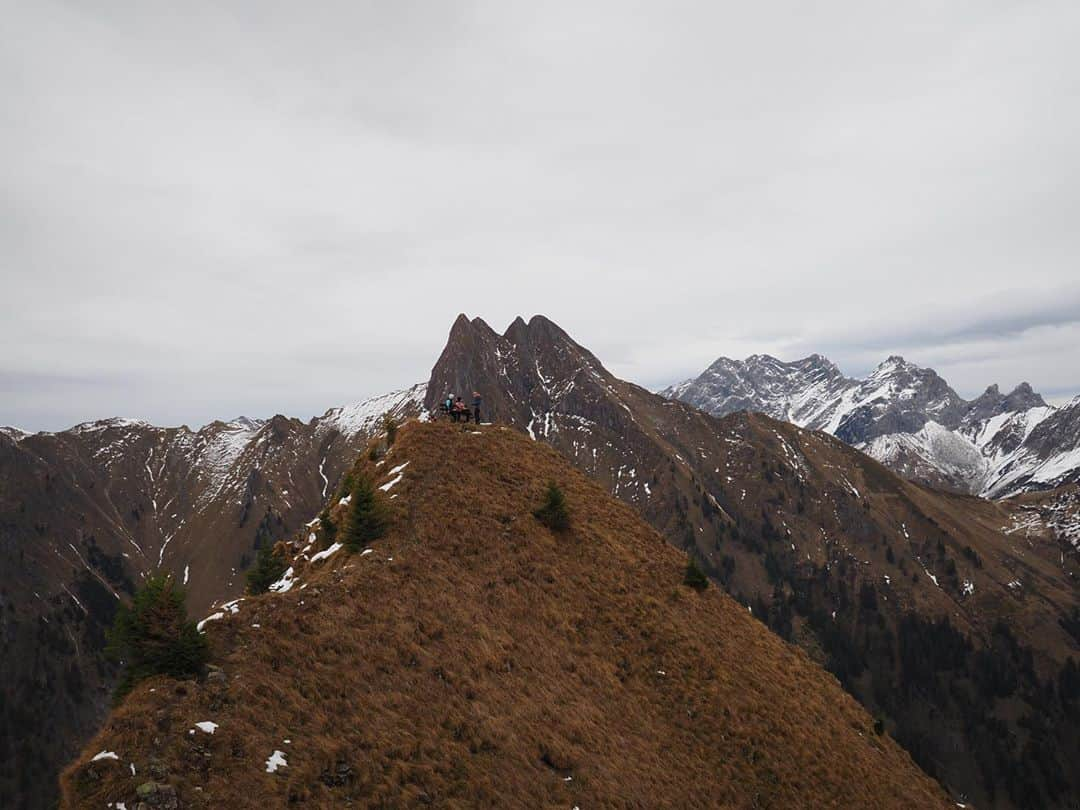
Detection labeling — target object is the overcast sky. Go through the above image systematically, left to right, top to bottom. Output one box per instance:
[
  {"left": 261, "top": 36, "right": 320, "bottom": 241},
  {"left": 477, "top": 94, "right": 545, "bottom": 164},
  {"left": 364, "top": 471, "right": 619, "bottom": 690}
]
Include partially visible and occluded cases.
[{"left": 3, "top": 1, "right": 1078, "bottom": 432}]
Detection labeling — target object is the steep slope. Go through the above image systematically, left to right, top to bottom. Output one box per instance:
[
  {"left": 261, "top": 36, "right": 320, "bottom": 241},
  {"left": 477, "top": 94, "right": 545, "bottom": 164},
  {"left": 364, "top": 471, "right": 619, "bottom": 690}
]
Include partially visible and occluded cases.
[
  {"left": 424, "top": 315, "right": 1080, "bottom": 808},
  {"left": 662, "top": 353, "right": 1077, "bottom": 497},
  {"left": 0, "top": 386, "right": 423, "bottom": 810},
  {"left": 981, "top": 397, "right": 1080, "bottom": 497},
  {"left": 862, "top": 421, "right": 991, "bottom": 493},
  {"left": 61, "top": 422, "right": 951, "bottom": 809},
  {"left": 1006, "top": 485, "right": 1080, "bottom": 555}
]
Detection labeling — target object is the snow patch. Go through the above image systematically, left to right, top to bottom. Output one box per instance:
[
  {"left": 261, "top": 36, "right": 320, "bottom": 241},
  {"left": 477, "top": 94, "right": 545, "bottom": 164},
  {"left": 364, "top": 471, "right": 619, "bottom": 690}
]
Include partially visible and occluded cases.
[
  {"left": 319, "top": 384, "right": 427, "bottom": 438},
  {"left": 318, "top": 456, "right": 329, "bottom": 497},
  {"left": 379, "top": 473, "right": 404, "bottom": 492},
  {"left": 310, "top": 542, "right": 343, "bottom": 563},
  {"left": 269, "top": 567, "right": 298, "bottom": 593},
  {"left": 197, "top": 612, "right": 225, "bottom": 632},
  {"left": 265, "top": 750, "right": 288, "bottom": 773}
]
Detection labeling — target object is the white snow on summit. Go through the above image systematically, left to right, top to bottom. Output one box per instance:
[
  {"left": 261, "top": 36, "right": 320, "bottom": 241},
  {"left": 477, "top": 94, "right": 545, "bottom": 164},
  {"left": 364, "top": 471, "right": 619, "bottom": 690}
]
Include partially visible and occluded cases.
[
  {"left": 664, "top": 353, "right": 1078, "bottom": 498},
  {"left": 319, "top": 383, "right": 427, "bottom": 438},
  {"left": 0, "top": 425, "right": 28, "bottom": 442}
]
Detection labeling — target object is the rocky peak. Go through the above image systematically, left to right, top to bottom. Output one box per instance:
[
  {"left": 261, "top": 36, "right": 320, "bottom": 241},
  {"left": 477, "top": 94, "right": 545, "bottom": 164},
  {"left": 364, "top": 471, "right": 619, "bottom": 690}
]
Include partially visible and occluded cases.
[
  {"left": 424, "top": 314, "right": 613, "bottom": 426},
  {"left": 502, "top": 314, "right": 529, "bottom": 344},
  {"left": 661, "top": 352, "right": 857, "bottom": 431},
  {"left": 743, "top": 353, "right": 775, "bottom": 365},
  {"left": 868, "top": 355, "right": 918, "bottom": 381},
  {"left": 840, "top": 361, "right": 965, "bottom": 441},
  {"left": 963, "top": 380, "right": 1048, "bottom": 426},
  {"left": 1005, "top": 382, "right": 1046, "bottom": 410},
  {"left": 69, "top": 416, "right": 152, "bottom": 435},
  {"left": 229, "top": 416, "right": 265, "bottom": 431},
  {"left": 0, "top": 425, "right": 28, "bottom": 443}
]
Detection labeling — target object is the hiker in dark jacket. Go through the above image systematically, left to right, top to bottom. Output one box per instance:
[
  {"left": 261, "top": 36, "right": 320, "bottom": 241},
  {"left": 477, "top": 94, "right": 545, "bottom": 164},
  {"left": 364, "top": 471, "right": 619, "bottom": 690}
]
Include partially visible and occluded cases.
[{"left": 472, "top": 391, "right": 482, "bottom": 425}]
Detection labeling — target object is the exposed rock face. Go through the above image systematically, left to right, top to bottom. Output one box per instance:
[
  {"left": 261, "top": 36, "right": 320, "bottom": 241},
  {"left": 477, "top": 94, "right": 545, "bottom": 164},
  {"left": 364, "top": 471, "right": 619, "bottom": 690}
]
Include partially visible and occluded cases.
[
  {"left": 425, "top": 314, "right": 616, "bottom": 432},
  {"left": 663, "top": 354, "right": 1077, "bottom": 497},
  {"left": 832, "top": 356, "right": 968, "bottom": 443},
  {"left": 963, "top": 382, "right": 1047, "bottom": 425}
]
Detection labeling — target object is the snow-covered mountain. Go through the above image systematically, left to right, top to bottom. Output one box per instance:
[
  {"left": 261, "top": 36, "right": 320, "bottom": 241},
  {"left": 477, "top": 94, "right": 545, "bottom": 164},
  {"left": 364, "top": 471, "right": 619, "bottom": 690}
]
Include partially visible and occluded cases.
[
  {"left": 662, "top": 354, "right": 1078, "bottom": 497},
  {"left": 0, "top": 425, "right": 29, "bottom": 441}
]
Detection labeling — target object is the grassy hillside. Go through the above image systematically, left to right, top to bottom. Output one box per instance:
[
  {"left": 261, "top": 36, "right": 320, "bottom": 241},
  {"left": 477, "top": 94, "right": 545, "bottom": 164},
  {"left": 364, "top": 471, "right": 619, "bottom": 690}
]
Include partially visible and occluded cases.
[{"left": 61, "top": 421, "right": 950, "bottom": 808}]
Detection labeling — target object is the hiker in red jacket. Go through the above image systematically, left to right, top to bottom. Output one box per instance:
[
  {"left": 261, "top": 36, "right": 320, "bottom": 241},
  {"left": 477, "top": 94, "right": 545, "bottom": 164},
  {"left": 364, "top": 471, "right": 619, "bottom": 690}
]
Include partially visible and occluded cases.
[{"left": 452, "top": 397, "right": 469, "bottom": 423}]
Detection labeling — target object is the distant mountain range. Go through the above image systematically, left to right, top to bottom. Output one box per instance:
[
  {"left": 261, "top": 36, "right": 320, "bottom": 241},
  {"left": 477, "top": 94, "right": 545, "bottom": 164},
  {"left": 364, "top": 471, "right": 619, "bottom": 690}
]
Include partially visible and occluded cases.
[{"left": 662, "top": 354, "right": 1080, "bottom": 497}]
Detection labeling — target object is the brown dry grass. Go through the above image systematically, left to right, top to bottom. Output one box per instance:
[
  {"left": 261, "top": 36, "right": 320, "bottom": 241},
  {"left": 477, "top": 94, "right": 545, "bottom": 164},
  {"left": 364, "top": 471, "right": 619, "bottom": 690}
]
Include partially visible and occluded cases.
[{"left": 61, "top": 421, "right": 951, "bottom": 809}]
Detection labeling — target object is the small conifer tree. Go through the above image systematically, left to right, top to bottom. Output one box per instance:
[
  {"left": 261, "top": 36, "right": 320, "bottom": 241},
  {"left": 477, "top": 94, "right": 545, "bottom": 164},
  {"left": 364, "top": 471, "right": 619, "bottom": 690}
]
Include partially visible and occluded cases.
[
  {"left": 382, "top": 412, "right": 398, "bottom": 446},
  {"left": 336, "top": 471, "right": 356, "bottom": 501},
  {"left": 343, "top": 474, "right": 389, "bottom": 552},
  {"left": 533, "top": 482, "right": 570, "bottom": 532},
  {"left": 319, "top": 508, "right": 337, "bottom": 547},
  {"left": 246, "top": 542, "right": 288, "bottom": 595},
  {"left": 684, "top": 555, "right": 709, "bottom": 591},
  {"left": 106, "top": 574, "right": 208, "bottom": 699}
]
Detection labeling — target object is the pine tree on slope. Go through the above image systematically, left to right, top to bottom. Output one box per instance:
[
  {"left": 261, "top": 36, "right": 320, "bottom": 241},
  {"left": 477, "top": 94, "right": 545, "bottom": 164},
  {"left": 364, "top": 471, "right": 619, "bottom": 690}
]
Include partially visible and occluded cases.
[
  {"left": 343, "top": 474, "right": 389, "bottom": 552},
  {"left": 106, "top": 573, "right": 208, "bottom": 699}
]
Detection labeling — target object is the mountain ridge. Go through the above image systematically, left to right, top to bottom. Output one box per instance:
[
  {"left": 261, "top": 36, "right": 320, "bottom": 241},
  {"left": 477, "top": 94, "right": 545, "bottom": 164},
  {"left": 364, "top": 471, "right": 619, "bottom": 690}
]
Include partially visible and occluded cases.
[
  {"left": 4, "top": 316, "right": 1078, "bottom": 809},
  {"left": 60, "top": 421, "right": 953, "bottom": 809}
]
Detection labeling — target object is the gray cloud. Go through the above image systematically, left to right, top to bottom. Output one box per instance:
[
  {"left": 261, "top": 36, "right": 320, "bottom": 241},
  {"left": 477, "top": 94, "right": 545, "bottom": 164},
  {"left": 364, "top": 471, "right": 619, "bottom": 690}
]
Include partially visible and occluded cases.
[{"left": 2, "top": 1, "right": 1079, "bottom": 431}]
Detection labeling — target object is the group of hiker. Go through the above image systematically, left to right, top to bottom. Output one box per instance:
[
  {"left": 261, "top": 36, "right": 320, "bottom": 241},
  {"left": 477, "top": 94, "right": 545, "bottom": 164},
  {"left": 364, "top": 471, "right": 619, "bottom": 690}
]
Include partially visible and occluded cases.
[{"left": 440, "top": 391, "right": 482, "bottom": 424}]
